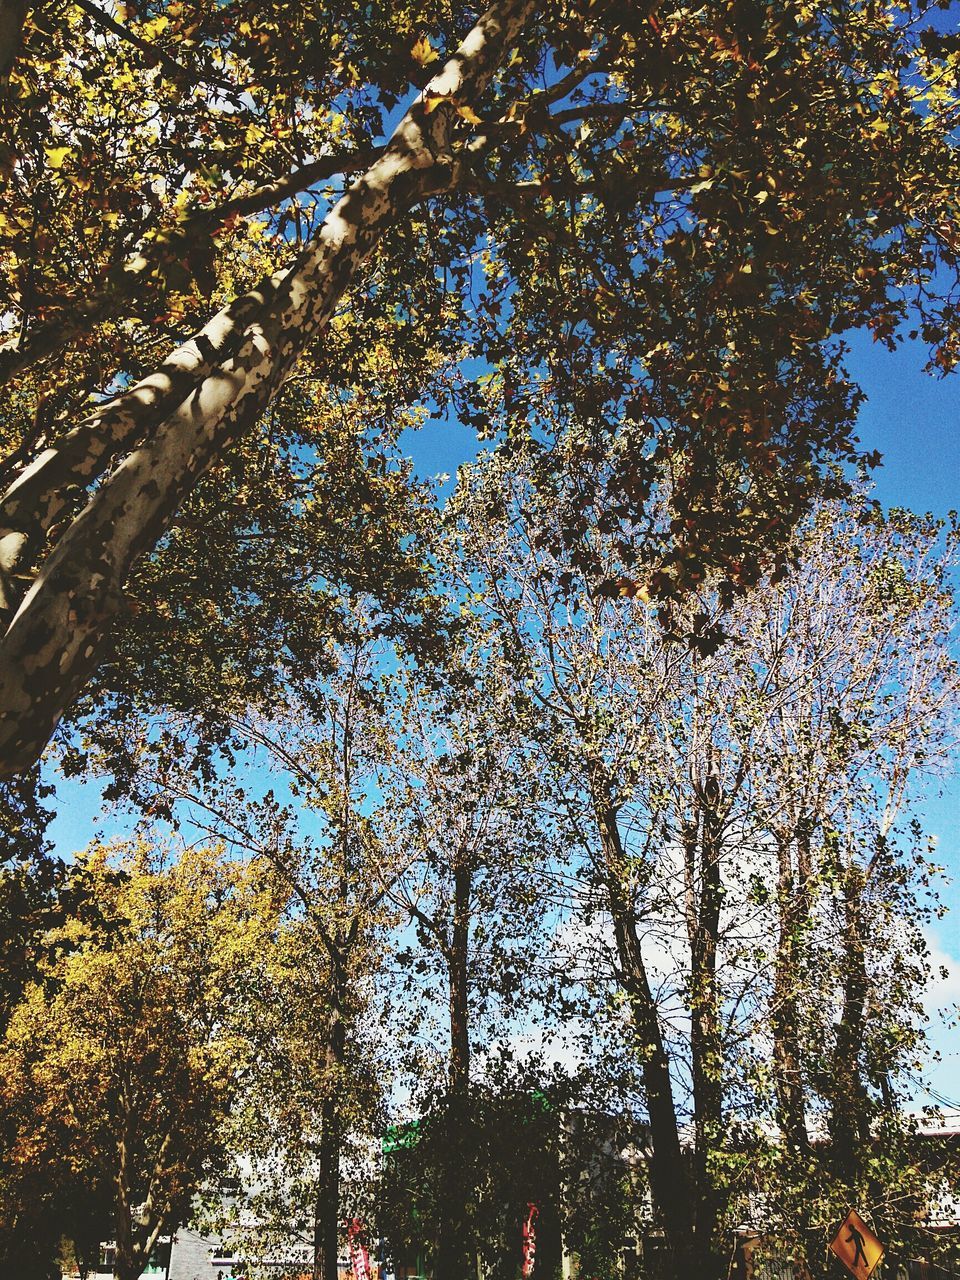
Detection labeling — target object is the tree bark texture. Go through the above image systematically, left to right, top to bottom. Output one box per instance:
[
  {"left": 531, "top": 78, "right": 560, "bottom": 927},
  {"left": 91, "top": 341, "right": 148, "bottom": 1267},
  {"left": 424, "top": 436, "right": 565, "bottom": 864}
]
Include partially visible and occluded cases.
[{"left": 0, "top": 0, "right": 539, "bottom": 777}]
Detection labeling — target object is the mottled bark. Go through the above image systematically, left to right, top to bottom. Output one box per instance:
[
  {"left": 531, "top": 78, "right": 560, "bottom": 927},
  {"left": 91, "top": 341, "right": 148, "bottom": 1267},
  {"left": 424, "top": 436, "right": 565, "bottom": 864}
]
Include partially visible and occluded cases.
[
  {"left": 0, "top": 0, "right": 539, "bottom": 777},
  {"left": 589, "top": 766, "right": 694, "bottom": 1280},
  {"left": 113, "top": 1109, "right": 135, "bottom": 1280},
  {"left": 113, "top": 1120, "right": 173, "bottom": 1280}
]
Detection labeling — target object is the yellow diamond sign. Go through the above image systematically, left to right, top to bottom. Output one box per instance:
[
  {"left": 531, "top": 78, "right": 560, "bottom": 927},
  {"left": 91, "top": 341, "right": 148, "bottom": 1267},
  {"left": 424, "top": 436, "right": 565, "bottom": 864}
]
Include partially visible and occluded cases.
[{"left": 829, "top": 1209, "right": 884, "bottom": 1279}]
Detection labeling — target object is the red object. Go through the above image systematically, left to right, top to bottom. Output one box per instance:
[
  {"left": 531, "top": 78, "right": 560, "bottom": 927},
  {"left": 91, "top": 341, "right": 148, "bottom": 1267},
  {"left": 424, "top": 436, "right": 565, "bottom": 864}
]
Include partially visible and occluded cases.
[
  {"left": 521, "top": 1203, "right": 539, "bottom": 1280},
  {"left": 347, "top": 1219, "right": 371, "bottom": 1280}
]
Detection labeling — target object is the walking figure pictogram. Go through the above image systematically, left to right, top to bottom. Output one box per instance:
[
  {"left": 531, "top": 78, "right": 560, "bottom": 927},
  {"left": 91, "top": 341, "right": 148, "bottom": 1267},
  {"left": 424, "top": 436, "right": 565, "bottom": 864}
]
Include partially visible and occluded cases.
[{"left": 845, "top": 1223, "right": 868, "bottom": 1269}]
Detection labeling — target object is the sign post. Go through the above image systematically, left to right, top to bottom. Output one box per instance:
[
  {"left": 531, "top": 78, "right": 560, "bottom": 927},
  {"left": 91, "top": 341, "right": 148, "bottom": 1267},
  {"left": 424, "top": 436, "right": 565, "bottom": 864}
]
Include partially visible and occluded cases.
[
  {"left": 521, "top": 1203, "right": 539, "bottom": 1280},
  {"left": 829, "top": 1209, "right": 884, "bottom": 1280},
  {"left": 348, "top": 1218, "right": 372, "bottom": 1280}
]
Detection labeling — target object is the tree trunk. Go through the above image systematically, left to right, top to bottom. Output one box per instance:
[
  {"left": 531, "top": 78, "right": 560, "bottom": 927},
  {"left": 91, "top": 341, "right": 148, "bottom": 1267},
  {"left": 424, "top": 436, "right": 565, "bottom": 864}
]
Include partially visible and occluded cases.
[
  {"left": 0, "top": 0, "right": 539, "bottom": 778},
  {"left": 590, "top": 769, "right": 695, "bottom": 1280},
  {"left": 686, "top": 800, "right": 725, "bottom": 1280},
  {"left": 771, "top": 826, "right": 811, "bottom": 1156},
  {"left": 434, "top": 860, "right": 474, "bottom": 1280},
  {"left": 448, "top": 860, "right": 472, "bottom": 1099},
  {"left": 829, "top": 860, "right": 870, "bottom": 1190},
  {"left": 314, "top": 961, "right": 348, "bottom": 1280},
  {"left": 113, "top": 1105, "right": 168, "bottom": 1280},
  {"left": 113, "top": 1110, "right": 138, "bottom": 1280}
]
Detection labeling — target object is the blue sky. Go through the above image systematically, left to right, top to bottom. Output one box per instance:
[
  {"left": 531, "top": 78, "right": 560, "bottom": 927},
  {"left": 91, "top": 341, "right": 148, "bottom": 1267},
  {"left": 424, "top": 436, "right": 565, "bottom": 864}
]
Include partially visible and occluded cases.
[{"left": 47, "top": 328, "right": 960, "bottom": 1105}]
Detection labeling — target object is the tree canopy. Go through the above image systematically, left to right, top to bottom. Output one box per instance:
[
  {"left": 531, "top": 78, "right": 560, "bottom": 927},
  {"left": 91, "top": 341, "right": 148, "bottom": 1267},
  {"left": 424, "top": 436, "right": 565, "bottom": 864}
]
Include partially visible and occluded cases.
[{"left": 1, "top": 0, "right": 960, "bottom": 772}]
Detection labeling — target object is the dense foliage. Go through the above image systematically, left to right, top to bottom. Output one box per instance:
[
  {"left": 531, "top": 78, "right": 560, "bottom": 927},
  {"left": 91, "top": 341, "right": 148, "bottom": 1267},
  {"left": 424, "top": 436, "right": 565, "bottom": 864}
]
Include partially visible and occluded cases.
[{"left": 2, "top": 0, "right": 960, "bottom": 768}]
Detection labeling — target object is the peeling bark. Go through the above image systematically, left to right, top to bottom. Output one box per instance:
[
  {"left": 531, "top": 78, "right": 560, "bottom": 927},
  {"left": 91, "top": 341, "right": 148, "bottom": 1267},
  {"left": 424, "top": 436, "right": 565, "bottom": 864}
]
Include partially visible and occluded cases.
[{"left": 0, "top": 0, "right": 539, "bottom": 777}]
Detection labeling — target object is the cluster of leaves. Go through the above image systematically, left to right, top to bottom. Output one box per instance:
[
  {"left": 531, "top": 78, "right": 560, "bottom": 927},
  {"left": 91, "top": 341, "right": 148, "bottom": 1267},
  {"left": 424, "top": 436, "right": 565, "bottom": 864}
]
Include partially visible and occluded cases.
[
  {"left": 442, "top": 0, "right": 960, "bottom": 605},
  {"left": 378, "top": 1070, "right": 567, "bottom": 1280}
]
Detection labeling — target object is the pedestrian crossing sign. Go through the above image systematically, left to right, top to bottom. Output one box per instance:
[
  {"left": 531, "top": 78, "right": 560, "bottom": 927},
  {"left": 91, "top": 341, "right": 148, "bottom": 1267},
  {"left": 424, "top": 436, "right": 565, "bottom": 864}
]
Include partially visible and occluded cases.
[{"left": 829, "top": 1209, "right": 884, "bottom": 1279}]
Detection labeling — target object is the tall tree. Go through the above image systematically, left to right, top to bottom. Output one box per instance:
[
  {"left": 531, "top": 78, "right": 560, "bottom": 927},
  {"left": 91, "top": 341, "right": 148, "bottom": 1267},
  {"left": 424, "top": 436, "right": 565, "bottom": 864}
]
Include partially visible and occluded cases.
[
  {"left": 2, "top": 0, "right": 960, "bottom": 771},
  {"left": 445, "top": 453, "right": 960, "bottom": 1278},
  {"left": 727, "top": 502, "right": 960, "bottom": 1273},
  {"left": 88, "top": 608, "right": 415, "bottom": 1280},
  {"left": 380, "top": 658, "right": 558, "bottom": 1280},
  {"left": 0, "top": 838, "right": 273, "bottom": 1280}
]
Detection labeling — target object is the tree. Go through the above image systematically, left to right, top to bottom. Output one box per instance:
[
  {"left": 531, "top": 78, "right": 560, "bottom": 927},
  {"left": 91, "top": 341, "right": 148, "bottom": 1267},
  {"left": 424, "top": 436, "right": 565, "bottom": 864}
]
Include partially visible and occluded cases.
[
  {"left": 2, "top": 0, "right": 960, "bottom": 772},
  {"left": 444, "top": 451, "right": 705, "bottom": 1274},
  {"left": 445, "top": 452, "right": 960, "bottom": 1278},
  {"left": 722, "top": 502, "right": 960, "bottom": 1274},
  {"left": 83, "top": 606, "right": 417, "bottom": 1280},
  {"left": 379, "top": 656, "right": 560, "bottom": 1280},
  {"left": 0, "top": 838, "right": 272, "bottom": 1280},
  {"left": 379, "top": 1064, "right": 576, "bottom": 1280}
]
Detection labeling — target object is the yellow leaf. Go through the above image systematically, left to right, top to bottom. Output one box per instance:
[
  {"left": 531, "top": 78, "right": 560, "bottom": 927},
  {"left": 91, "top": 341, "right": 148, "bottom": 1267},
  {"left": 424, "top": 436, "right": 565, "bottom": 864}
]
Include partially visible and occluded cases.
[
  {"left": 411, "top": 35, "right": 439, "bottom": 67},
  {"left": 423, "top": 92, "right": 448, "bottom": 114},
  {"left": 456, "top": 104, "right": 482, "bottom": 125},
  {"left": 45, "top": 146, "right": 70, "bottom": 169}
]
